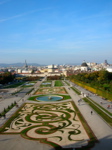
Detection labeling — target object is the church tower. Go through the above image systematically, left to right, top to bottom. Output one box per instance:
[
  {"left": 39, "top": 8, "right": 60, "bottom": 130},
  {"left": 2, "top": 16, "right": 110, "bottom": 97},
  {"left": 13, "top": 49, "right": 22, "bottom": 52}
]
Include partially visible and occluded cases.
[{"left": 23, "top": 60, "right": 28, "bottom": 70}]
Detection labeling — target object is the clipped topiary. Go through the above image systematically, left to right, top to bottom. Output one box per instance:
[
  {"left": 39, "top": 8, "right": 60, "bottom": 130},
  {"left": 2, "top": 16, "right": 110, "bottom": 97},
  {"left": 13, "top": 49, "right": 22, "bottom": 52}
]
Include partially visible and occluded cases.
[
  {"left": 11, "top": 103, "right": 14, "bottom": 107},
  {"left": 8, "top": 105, "right": 10, "bottom": 110},
  {"left": 4, "top": 108, "right": 6, "bottom": 113}
]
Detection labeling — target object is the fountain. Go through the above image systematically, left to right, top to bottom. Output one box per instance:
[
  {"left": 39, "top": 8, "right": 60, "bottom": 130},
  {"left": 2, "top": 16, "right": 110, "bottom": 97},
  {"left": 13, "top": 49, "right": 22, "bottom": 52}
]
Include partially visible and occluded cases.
[
  {"left": 42, "top": 82, "right": 51, "bottom": 85},
  {"left": 25, "top": 83, "right": 34, "bottom": 86},
  {"left": 36, "top": 95, "right": 63, "bottom": 102},
  {"left": 48, "top": 96, "right": 52, "bottom": 100}
]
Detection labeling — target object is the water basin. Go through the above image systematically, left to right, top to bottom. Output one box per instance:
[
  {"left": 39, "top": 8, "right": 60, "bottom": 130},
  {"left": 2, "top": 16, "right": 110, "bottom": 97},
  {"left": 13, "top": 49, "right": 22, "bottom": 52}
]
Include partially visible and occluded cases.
[
  {"left": 41, "top": 82, "right": 51, "bottom": 85},
  {"left": 25, "top": 83, "right": 35, "bottom": 86},
  {"left": 36, "top": 95, "right": 63, "bottom": 101}
]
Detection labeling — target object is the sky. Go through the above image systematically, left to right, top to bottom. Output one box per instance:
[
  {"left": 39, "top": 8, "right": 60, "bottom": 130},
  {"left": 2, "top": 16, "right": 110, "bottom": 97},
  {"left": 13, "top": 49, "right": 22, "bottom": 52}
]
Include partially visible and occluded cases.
[{"left": 0, "top": 0, "right": 112, "bottom": 65}]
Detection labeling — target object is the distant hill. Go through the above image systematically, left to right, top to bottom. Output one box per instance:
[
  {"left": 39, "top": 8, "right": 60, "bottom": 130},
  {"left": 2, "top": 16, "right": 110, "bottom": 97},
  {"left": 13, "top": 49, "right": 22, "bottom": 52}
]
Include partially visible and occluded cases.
[
  {"left": 0, "top": 62, "right": 81, "bottom": 67},
  {"left": 0, "top": 63, "right": 44, "bottom": 67}
]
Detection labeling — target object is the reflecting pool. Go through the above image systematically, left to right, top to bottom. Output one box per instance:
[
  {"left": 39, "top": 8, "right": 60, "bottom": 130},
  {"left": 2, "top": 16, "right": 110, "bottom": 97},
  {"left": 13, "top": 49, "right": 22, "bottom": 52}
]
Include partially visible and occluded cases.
[{"left": 36, "top": 95, "right": 63, "bottom": 101}]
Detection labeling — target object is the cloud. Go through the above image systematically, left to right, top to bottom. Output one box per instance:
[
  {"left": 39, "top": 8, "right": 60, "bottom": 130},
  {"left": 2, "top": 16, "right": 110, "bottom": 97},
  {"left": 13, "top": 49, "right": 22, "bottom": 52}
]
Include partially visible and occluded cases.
[{"left": 0, "top": 8, "right": 53, "bottom": 23}]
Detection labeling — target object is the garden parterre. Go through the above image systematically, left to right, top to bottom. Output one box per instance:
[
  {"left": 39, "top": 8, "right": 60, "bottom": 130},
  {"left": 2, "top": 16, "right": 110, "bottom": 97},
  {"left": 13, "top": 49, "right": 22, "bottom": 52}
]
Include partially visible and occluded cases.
[
  {"left": 34, "top": 87, "right": 67, "bottom": 95},
  {"left": 0, "top": 101, "right": 89, "bottom": 148}
]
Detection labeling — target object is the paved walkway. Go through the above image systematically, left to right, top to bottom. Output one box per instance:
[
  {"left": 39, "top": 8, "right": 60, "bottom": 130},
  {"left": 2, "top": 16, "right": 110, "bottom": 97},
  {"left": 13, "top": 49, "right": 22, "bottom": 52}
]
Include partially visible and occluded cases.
[
  {"left": 0, "top": 79, "right": 54, "bottom": 150},
  {"left": 0, "top": 80, "right": 42, "bottom": 127},
  {"left": 70, "top": 81, "right": 112, "bottom": 113},
  {"left": 65, "top": 85, "right": 112, "bottom": 150}
]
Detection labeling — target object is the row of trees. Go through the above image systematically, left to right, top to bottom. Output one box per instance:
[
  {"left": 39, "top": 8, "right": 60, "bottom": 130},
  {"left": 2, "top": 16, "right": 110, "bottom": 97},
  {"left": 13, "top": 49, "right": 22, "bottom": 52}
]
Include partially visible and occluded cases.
[
  {"left": 68, "top": 70, "right": 112, "bottom": 92},
  {"left": 0, "top": 72, "right": 15, "bottom": 84},
  {"left": 47, "top": 75, "right": 63, "bottom": 80},
  {"left": 23, "top": 76, "right": 40, "bottom": 81}
]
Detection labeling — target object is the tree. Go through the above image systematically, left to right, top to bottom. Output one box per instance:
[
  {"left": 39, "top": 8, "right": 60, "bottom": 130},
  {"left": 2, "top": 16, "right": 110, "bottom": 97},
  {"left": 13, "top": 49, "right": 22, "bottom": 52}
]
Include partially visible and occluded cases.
[{"left": 0, "top": 72, "right": 15, "bottom": 84}]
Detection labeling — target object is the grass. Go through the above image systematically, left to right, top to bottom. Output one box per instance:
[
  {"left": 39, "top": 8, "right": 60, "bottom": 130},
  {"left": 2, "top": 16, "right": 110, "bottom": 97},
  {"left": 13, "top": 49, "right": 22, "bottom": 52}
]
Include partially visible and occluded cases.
[
  {"left": 0, "top": 80, "right": 98, "bottom": 150},
  {"left": 55, "top": 80, "right": 63, "bottom": 86},
  {"left": 71, "top": 80, "right": 112, "bottom": 101},
  {"left": 64, "top": 81, "right": 70, "bottom": 86},
  {"left": 4, "top": 82, "right": 26, "bottom": 88},
  {"left": 21, "top": 85, "right": 34, "bottom": 88},
  {"left": 71, "top": 85, "right": 112, "bottom": 126},
  {"left": 71, "top": 85, "right": 112, "bottom": 117},
  {"left": 34, "top": 87, "right": 67, "bottom": 95},
  {"left": 71, "top": 87, "right": 81, "bottom": 95},
  {"left": 12, "top": 88, "right": 23, "bottom": 95},
  {"left": 26, "top": 88, "right": 34, "bottom": 95},
  {"left": 83, "top": 97, "right": 112, "bottom": 127},
  {"left": 87, "top": 97, "right": 112, "bottom": 116},
  {"left": 0, "top": 101, "right": 97, "bottom": 150},
  {"left": 71, "top": 101, "right": 98, "bottom": 149},
  {"left": 0, "top": 102, "right": 17, "bottom": 117},
  {"left": 0, "top": 103, "right": 25, "bottom": 132}
]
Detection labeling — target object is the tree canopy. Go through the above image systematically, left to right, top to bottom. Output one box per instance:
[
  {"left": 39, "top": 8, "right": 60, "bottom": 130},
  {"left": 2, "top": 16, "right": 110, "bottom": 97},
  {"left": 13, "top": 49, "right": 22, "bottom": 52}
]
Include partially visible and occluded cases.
[
  {"left": 68, "top": 70, "right": 112, "bottom": 92},
  {"left": 0, "top": 72, "right": 15, "bottom": 84}
]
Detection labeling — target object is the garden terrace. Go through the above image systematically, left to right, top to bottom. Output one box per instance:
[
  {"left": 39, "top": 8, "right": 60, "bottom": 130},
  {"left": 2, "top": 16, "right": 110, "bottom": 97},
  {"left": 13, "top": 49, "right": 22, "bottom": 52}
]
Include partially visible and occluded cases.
[
  {"left": 34, "top": 87, "right": 67, "bottom": 95},
  {"left": 0, "top": 101, "right": 97, "bottom": 149}
]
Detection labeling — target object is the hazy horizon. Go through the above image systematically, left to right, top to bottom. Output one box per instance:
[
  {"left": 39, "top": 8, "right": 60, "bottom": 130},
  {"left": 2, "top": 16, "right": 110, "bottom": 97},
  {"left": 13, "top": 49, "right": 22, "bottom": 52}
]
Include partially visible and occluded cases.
[
  {"left": 0, "top": 0, "right": 112, "bottom": 64},
  {"left": 0, "top": 60, "right": 110, "bottom": 67}
]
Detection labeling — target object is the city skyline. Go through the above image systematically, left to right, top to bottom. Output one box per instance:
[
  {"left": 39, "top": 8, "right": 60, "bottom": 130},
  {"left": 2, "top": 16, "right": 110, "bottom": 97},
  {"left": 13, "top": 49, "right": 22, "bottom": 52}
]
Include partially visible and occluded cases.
[
  {"left": 0, "top": 0, "right": 112, "bottom": 64},
  {"left": 0, "top": 59, "right": 111, "bottom": 67}
]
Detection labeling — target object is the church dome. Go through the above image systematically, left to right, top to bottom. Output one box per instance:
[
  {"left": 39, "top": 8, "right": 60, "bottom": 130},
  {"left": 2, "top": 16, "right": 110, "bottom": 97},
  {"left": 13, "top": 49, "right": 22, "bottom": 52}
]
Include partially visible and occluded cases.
[{"left": 81, "top": 62, "right": 88, "bottom": 67}]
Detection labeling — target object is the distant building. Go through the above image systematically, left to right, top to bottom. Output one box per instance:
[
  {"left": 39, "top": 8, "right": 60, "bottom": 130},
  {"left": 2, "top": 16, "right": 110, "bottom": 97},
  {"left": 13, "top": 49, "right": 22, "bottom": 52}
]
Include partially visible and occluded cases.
[
  {"left": 17, "top": 60, "right": 33, "bottom": 74},
  {"left": 103, "top": 60, "right": 110, "bottom": 67},
  {"left": 81, "top": 61, "right": 89, "bottom": 71},
  {"left": 16, "top": 63, "right": 62, "bottom": 77},
  {"left": 47, "top": 64, "right": 58, "bottom": 72},
  {"left": 106, "top": 67, "right": 112, "bottom": 72}
]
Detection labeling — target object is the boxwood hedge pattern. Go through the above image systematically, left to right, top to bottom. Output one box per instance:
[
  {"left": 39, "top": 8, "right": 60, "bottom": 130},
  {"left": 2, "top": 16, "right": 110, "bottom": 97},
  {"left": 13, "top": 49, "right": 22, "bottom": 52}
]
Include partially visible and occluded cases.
[{"left": 0, "top": 101, "right": 90, "bottom": 149}]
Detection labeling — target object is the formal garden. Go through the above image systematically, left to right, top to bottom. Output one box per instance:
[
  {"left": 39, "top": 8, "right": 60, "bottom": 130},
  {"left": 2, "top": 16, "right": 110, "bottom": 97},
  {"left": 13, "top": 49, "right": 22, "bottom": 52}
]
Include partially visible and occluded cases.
[
  {"left": 0, "top": 81, "right": 97, "bottom": 150},
  {"left": 21, "top": 81, "right": 36, "bottom": 87},
  {"left": 40, "top": 81, "right": 52, "bottom": 87},
  {"left": 34, "top": 87, "right": 67, "bottom": 95},
  {"left": 28, "top": 94, "right": 71, "bottom": 102},
  {"left": 0, "top": 101, "right": 94, "bottom": 149}
]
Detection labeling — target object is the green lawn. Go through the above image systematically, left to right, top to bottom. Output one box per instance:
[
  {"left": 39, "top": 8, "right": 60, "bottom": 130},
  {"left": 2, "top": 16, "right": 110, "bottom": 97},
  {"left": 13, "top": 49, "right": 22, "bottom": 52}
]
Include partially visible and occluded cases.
[
  {"left": 55, "top": 80, "right": 63, "bottom": 86},
  {"left": 64, "top": 81, "right": 70, "bottom": 86},
  {"left": 5, "top": 82, "right": 26, "bottom": 88},
  {"left": 71, "top": 85, "right": 112, "bottom": 127},
  {"left": 71, "top": 87, "right": 81, "bottom": 95},
  {"left": 72, "top": 101, "right": 98, "bottom": 149}
]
